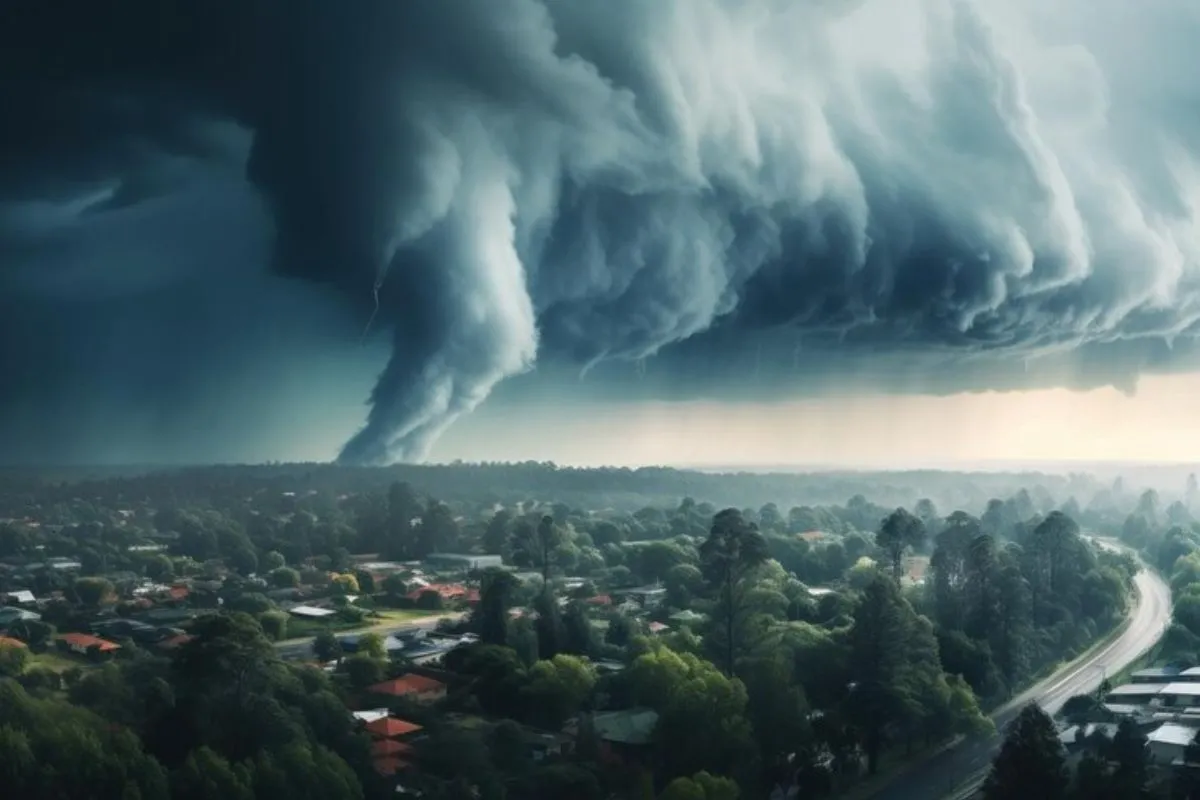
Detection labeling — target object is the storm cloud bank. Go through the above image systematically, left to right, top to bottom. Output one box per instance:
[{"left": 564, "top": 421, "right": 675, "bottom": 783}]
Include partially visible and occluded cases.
[{"left": 5, "top": 0, "right": 1200, "bottom": 464}]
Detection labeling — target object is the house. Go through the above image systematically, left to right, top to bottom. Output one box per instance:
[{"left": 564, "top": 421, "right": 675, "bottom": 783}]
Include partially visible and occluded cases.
[
  {"left": 424, "top": 553, "right": 503, "bottom": 572},
  {"left": 623, "top": 586, "right": 667, "bottom": 610},
  {"left": 3, "top": 590, "right": 35, "bottom": 605},
  {"left": 585, "top": 594, "right": 612, "bottom": 607},
  {"left": 287, "top": 605, "right": 336, "bottom": 619},
  {"left": 0, "top": 606, "right": 41, "bottom": 625},
  {"left": 647, "top": 622, "right": 669, "bottom": 634},
  {"left": 58, "top": 632, "right": 121, "bottom": 656},
  {"left": 340, "top": 633, "right": 406, "bottom": 654},
  {"left": 0, "top": 635, "right": 27, "bottom": 650},
  {"left": 1132, "top": 666, "right": 1184, "bottom": 684},
  {"left": 368, "top": 674, "right": 448, "bottom": 703},
  {"left": 1104, "top": 683, "right": 1167, "bottom": 707},
  {"left": 1159, "top": 683, "right": 1200, "bottom": 708},
  {"left": 352, "top": 708, "right": 391, "bottom": 724},
  {"left": 585, "top": 708, "right": 659, "bottom": 766},
  {"left": 363, "top": 715, "right": 423, "bottom": 776},
  {"left": 364, "top": 717, "right": 424, "bottom": 738},
  {"left": 1148, "top": 723, "right": 1196, "bottom": 763}
]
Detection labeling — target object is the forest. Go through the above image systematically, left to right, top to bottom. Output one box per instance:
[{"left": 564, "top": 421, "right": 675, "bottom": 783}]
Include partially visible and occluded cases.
[{"left": 0, "top": 463, "right": 1190, "bottom": 799}]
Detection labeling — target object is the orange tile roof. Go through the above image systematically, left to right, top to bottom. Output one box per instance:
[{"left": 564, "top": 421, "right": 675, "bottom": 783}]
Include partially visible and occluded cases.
[
  {"left": 586, "top": 594, "right": 612, "bottom": 605},
  {"left": 58, "top": 633, "right": 120, "bottom": 652},
  {"left": 0, "top": 636, "right": 27, "bottom": 649},
  {"left": 368, "top": 674, "right": 446, "bottom": 697},
  {"left": 363, "top": 716, "right": 423, "bottom": 738},
  {"left": 371, "top": 738, "right": 414, "bottom": 757}
]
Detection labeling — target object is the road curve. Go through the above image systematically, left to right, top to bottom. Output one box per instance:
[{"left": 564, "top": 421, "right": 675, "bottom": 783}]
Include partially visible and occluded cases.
[{"left": 869, "top": 556, "right": 1171, "bottom": 800}]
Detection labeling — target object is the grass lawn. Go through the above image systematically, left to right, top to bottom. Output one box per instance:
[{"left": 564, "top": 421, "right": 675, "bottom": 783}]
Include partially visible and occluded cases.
[
  {"left": 283, "top": 608, "right": 449, "bottom": 641},
  {"left": 29, "top": 650, "right": 87, "bottom": 673}
]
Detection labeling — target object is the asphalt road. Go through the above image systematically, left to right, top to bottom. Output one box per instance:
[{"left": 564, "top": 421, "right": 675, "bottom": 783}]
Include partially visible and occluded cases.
[
  {"left": 869, "top": 556, "right": 1172, "bottom": 800},
  {"left": 274, "top": 612, "right": 465, "bottom": 660}
]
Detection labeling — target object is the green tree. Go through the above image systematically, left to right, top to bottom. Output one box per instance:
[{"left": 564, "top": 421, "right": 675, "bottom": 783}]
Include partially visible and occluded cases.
[
  {"left": 876, "top": 508, "right": 926, "bottom": 582},
  {"left": 483, "top": 509, "right": 513, "bottom": 555},
  {"left": 700, "top": 509, "right": 769, "bottom": 676},
  {"left": 262, "top": 550, "right": 286, "bottom": 571},
  {"left": 146, "top": 553, "right": 175, "bottom": 581},
  {"left": 269, "top": 567, "right": 301, "bottom": 589},
  {"left": 477, "top": 568, "right": 519, "bottom": 646},
  {"left": 73, "top": 576, "right": 114, "bottom": 607},
  {"left": 561, "top": 602, "right": 595, "bottom": 656},
  {"left": 259, "top": 611, "right": 288, "bottom": 642},
  {"left": 313, "top": 630, "right": 343, "bottom": 663},
  {"left": 356, "top": 632, "right": 386, "bottom": 661},
  {"left": 0, "top": 640, "right": 29, "bottom": 676},
  {"left": 628, "top": 645, "right": 756, "bottom": 782},
  {"left": 342, "top": 653, "right": 385, "bottom": 689},
  {"left": 523, "top": 654, "right": 597, "bottom": 728},
  {"left": 983, "top": 704, "right": 1068, "bottom": 800},
  {"left": 1105, "top": 718, "right": 1150, "bottom": 799},
  {"left": 171, "top": 746, "right": 254, "bottom": 800},
  {"left": 660, "top": 771, "right": 741, "bottom": 800}
]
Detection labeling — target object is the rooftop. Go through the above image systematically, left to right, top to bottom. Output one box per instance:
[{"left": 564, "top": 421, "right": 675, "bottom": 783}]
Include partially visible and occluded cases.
[
  {"left": 287, "top": 605, "right": 336, "bottom": 618},
  {"left": 58, "top": 633, "right": 120, "bottom": 652},
  {"left": 368, "top": 674, "right": 446, "bottom": 697},
  {"left": 1107, "top": 683, "right": 1167, "bottom": 696},
  {"left": 1160, "top": 683, "right": 1200, "bottom": 696},
  {"left": 592, "top": 708, "right": 659, "bottom": 745},
  {"left": 364, "top": 716, "right": 423, "bottom": 738},
  {"left": 1149, "top": 723, "right": 1197, "bottom": 748}
]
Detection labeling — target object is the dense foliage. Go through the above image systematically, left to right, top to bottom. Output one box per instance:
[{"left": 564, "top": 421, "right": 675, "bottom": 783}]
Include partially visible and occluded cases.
[{"left": 0, "top": 464, "right": 1158, "bottom": 798}]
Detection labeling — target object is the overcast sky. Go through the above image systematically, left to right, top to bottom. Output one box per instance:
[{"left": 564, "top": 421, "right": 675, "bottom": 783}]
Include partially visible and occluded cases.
[{"left": 3, "top": 0, "right": 1200, "bottom": 468}]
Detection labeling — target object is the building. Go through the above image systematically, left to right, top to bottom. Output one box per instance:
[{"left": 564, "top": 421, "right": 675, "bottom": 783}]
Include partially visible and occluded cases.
[
  {"left": 424, "top": 553, "right": 503, "bottom": 572},
  {"left": 623, "top": 586, "right": 667, "bottom": 609},
  {"left": 3, "top": 590, "right": 35, "bottom": 605},
  {"left": 287, "top": 605, "right": 336, "bottom": 619},
  {"left": 0, "top": 606, "right": 41, "bottom": 625},
  {"left": 58, "top": 633, "right": 120, "bottom": 656},
  {"left": 0, "top": 635, "right": 27, "bottom": 650},
  {"left": 1132, "top": 666, "right": 1184, "bottom": 684},
  {"left": 368, "top": 674, "right": 448, "bottom": 703},
  {"left": 1159, "top": 683, "right": 1200, "bottom": 708},
  {"left": 1105, "top": 684, "right": 1167, "bottom": 706},
  {"left": 586, "top": 708, "right": 659, "bottom": 766},
  {"left": 361, "top": 716, "right": 423, "bottom": 777},
  {"left": 1148, "top": 723, "right": 1196, "bottom": 763}
]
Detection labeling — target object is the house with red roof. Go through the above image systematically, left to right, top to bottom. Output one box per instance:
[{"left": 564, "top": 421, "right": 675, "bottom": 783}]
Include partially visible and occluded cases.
[
  {"left": 58, "top": 632, "right": 120, "bottom": 656},
  {"left": 0, "top": 635, "right": 27, "bottom": 649},
  {"left": 368, "top": 674, "right": 447, "bottom": 703},
  {"left": 361, "top": 715, "right": 423, "bottom": 777},
  {"left": 364, "top": 716, "right": 423, "bottom": 738}
]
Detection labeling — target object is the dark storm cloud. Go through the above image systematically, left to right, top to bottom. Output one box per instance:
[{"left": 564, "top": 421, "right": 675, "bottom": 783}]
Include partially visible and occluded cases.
[{"left": 4, "top": 0, "right": 1200, "bottom": 464}]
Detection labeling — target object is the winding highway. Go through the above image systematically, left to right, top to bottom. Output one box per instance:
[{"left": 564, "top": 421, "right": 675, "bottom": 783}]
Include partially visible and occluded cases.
[{"left": 868, "top": 547, "right": 1172, "bottom": 800}]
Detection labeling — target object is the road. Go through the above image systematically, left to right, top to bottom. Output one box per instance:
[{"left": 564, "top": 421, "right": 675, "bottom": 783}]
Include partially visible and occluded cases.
[
  {"left": 868, "top": 557, "right": 1171, "bottom": 800},
  {"left": 274, "top": 612, "right": 466, "bottom": 660}
]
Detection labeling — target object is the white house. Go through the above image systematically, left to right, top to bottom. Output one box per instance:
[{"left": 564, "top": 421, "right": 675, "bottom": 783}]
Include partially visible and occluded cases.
[{"left": 1148, "top": 723, "right": 1196, "bottom": 764}]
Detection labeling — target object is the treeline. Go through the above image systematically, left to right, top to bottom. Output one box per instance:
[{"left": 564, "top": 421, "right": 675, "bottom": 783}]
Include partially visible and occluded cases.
[
  {"left": 0, "top": 462, "right": 1100, "bottom": 516},
  {"left": 1, "top": 613, "right": 379, "bottom": 799}
]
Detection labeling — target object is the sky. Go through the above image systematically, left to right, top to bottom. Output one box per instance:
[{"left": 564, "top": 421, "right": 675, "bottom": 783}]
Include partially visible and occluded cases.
[{"left": 3, "top": 0, "right": 1200, "bottom": 468}]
